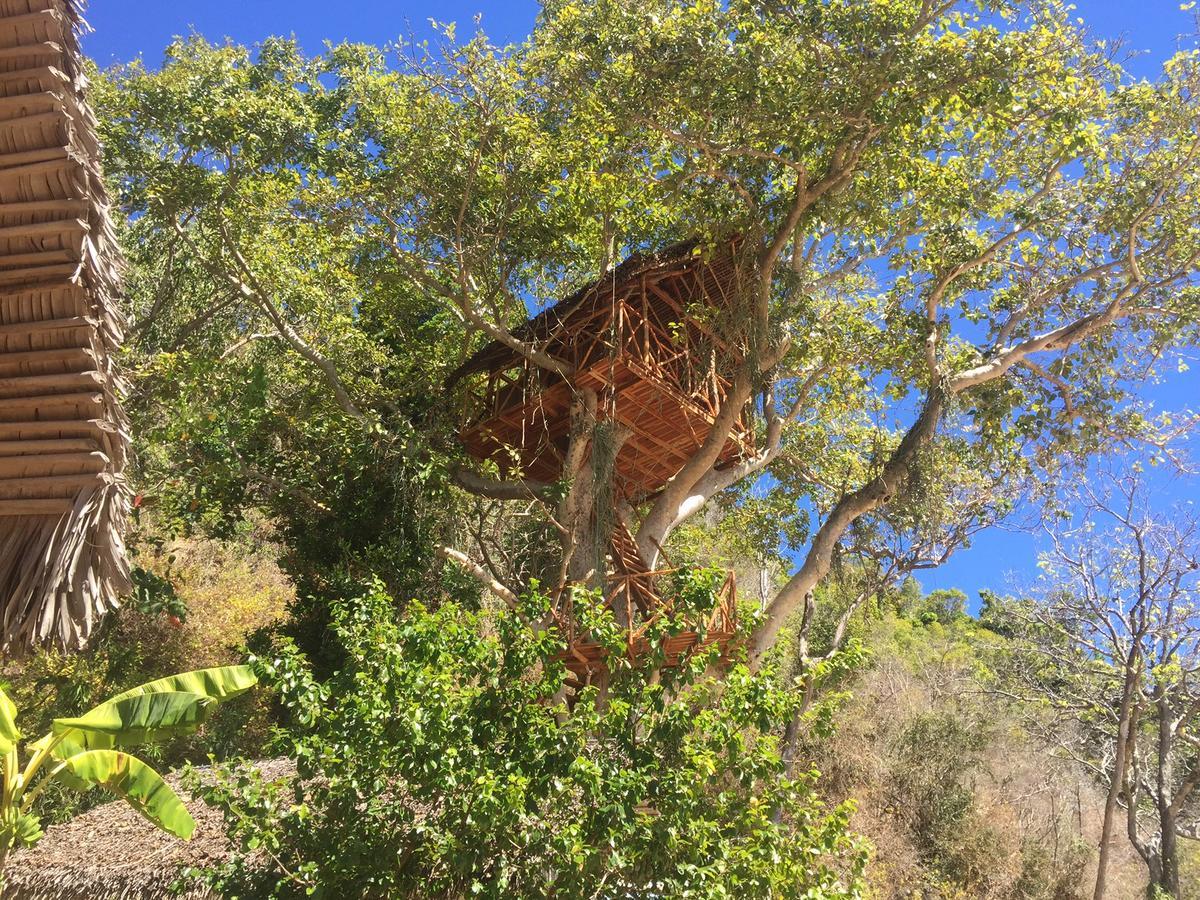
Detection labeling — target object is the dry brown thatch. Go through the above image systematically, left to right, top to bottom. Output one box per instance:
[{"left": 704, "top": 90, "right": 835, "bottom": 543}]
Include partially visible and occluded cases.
[
  {"left": 0, "top": 0, "right": 130, "bottom": 652},
  {"left": 3, "top": 760, "right": 294, "bottom": 900}
]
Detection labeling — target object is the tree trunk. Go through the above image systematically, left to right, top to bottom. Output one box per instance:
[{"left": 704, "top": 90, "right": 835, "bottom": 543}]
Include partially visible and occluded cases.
[
  {"left": 750, "top": 389, "right": 944, "bottom": 666},
  {"left": 771, "top": 590, "right": 817, "bottom": 825},
  {"left": 1095, "top": 658, "right": 1140, "bottom": 900},
  {"left": 1155, "top": 695, "right": 1180, "bottom": 898},
  {"left": 1156, "top": 825, "right": 1179, "bottom": 897},
  {"left": 1145, "top": 852, "right": 1165, "bottom": 899}
]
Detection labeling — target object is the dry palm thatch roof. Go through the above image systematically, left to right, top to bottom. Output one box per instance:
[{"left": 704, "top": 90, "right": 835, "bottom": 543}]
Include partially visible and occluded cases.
[
  {"left": 0, "top": 0, "right": 130, "bottom": 651},
  {"left": 3, "top": 760, "right": 294, "bottom": 900}
]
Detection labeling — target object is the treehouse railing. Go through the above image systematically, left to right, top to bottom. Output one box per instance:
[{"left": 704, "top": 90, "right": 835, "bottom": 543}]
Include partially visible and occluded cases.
[
  {"left": 460, "top": 292, "right": 740, "bottom": 433},
  {"left": 554, "top": 565, "right": 739, "bottom": 682}
]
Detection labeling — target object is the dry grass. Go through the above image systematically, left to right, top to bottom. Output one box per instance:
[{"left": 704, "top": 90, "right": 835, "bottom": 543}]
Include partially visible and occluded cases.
[{"left": 2, "top": 759, "right": 294, "bottom": 900}]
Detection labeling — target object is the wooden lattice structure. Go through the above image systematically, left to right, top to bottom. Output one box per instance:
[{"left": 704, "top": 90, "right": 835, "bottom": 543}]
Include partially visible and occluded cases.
[
  {"left": 0, "top": 0, "right": 130, "bottom": 651},
  {"left": 450, "top": 240, "right": 750, "bottom": 676},
  {"left": 452, "top": 240, "right": 753, "bottom": 497},
  {"left": 553, "top": 523, "right": 739, "bottom": 682}
]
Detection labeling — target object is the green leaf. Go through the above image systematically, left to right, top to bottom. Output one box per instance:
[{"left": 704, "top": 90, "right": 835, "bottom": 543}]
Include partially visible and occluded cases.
[
  {"left": 105, "top": 665, "right": 258, "bottom": 706},
  {"left": 48, "top": 666, "right": 256, "bottom": 758},
  {"left": 0, "top": 685, "right": 19, "bottom": 755},
  {"left": 53, "top": 691, "right": 215, "bottom": 750},
  {"left": 59, "top": 750, "right": 196, "bottom": 839},
  {"left": 0, "top": 811, "right": 43, "bottom": 849}
]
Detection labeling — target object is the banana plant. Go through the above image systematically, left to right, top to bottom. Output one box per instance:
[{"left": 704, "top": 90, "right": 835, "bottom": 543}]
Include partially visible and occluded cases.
[{"left": 0, "top": 665, "right": 257, "bottom": 881}]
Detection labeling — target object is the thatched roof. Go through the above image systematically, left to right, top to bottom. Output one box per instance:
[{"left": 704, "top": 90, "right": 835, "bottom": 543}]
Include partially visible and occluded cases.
[
  {"left": 0, "top": 0, "right": 131, "bottom": 651},
  {"left": 446, "top": 238, "right": 717, "bottom": 386},
  {"left": 3, "top": 760, "right": 294, "bottom": 900}
]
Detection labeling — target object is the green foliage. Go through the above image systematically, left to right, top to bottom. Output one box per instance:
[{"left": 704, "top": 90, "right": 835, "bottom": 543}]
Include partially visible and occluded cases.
[
  {"left": 95, "top": 0, "right": 1200, "bottom": 665},
  {"left": 84, "top": 2, "right": 1200, "bottom": 894},
  {"left": 92, "top": 39, "right": 461, "bottom": 654},
  {"left": 0, "top": 528, "right": 288, "bottom": 821},
  {"left": 129, "top": 565, "right": 187, "bottom": 622},
  {"left": 191, "top": 582, "right": 866, "bottom": 898},
  {"left": 908, "top": 588, "right": 969, "bottom": 627},
  {"left": 48, "top": 666, "right": 257, "bottom": 757},
  {"left": 0, "top": 667, "right": 256, "bottom": 883},
  {"left": 59, "top": 750, "right": 196, "bottom": 839}
]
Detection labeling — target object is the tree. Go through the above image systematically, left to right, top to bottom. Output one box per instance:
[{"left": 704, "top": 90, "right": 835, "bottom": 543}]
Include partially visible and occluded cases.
[
  {"left": 96, "top": 2, "right": 1200, "bottom": 672},
  {"left": 92, "top": 39, "right": 466, "bottom": 654},
  {"left": 1003, "top": 473, "right": 1200, "bottom": 898},
  {"left": 191, "top": 581, "right": 865, "bottom": 898},
  {"left": 0, "top": 665, "right": 256, "bottom": 884}
]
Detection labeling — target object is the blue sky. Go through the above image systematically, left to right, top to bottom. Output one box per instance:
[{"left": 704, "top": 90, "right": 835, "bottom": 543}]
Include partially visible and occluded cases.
[
  {"left": 80, "top": 1, "right": 1199, "bottom": 77},
  {"left": 82, "top": 2, "right": 1199, "bottom": 602}
]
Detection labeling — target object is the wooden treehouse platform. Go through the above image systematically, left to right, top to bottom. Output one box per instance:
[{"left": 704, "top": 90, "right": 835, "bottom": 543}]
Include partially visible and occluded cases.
[
  {"left": 449, "top": 239, "right": 750, "bottom": 675},
  {"left": 449, "top": 239, "right": 755, "bottom": 499},
  {"left": 553, "top": 524, "right": 739, "bottom": 684}
]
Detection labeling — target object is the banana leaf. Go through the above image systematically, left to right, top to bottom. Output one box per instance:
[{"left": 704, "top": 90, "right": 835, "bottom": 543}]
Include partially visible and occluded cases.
[
  {"left": 35, "top": 665, "right": 256, "bottom": 759},
  {"left": 105, "top": 665, "right": 258, "bottom": 705},
  {"left": 0, "top": 686, "right": 18, "bottom": 755},
  {"left": 51, "top": 691, "right": 215, "bottom": 755},
  {"left": 59, "top": 750, "right": 196, "bottom": 839}
]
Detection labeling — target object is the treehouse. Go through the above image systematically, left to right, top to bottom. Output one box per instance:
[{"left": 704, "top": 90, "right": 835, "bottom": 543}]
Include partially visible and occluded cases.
[
  {"left": 0, "top": 1, "right": 131, "bottom": 651},
  {"left": 449, "top": 239, "right": 751, "bottom": 680},
  {"left": 449, "top": 239, "right": 754, "bottom": 498},
  {"left": 554, "top": 521, "right": 739, "bottom": 683}
]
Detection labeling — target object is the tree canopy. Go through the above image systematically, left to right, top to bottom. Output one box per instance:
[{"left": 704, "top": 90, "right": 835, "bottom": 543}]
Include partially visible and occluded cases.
[{"left": 95, "top": 0, "right": 1200, "bottom": 666}]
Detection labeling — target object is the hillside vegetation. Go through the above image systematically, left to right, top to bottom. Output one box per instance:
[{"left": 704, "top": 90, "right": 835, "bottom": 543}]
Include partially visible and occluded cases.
[{"left": 7, "top": 0, "right": 1200, "bottom": 896}]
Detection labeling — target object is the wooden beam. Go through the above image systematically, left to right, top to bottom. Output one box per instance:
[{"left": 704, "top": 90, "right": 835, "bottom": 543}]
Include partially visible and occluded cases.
[
  {"left": 0, "top": 11, "right": 70, "bottom": 35},
  {"left": 0, "top": 65, "right": 62, "bottom": 88},
  {"left": 0, "top": 110, "right": 63, "bottom": 137},
  {"left": 0, "top": 279, "right": 80, "bottom": 303},
  {"left": 646, "top": 280, "right": 733, "bottom": 354},
  {"left": 0, "top": 450, "right": 107, "bottom": 477},
  {"left": 0, "top": 497, "right": 71, "bottom": 516}
]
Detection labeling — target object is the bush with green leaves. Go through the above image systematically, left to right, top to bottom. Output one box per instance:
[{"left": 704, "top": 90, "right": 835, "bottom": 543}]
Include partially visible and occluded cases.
[{"left": 191, "top": 582, "right": 865, "bottom": 898}]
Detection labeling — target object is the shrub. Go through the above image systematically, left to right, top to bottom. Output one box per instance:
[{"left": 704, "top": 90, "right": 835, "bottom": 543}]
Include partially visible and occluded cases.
[
  {"left": 0, "top": 528, "right": 290, "bottom": 827},
  {"left": 191, "top": 582, "right": 867, "bottom": 898}
]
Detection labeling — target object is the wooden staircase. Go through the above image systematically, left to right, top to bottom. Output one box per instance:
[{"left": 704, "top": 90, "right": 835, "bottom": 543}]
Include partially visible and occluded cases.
[{"left": 555, "top": 522, "right": 738, "bottom": 683}]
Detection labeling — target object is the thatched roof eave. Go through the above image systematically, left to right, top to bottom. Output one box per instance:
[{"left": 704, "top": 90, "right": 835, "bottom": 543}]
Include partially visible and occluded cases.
[
  {"left": 0, "top": 0, "right": 132, "bottom": 652},
  {"left": 445, "top": 237, "right": 732, "bottom": 386}
]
